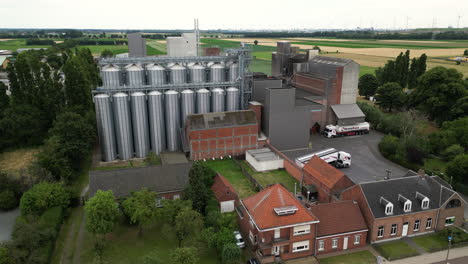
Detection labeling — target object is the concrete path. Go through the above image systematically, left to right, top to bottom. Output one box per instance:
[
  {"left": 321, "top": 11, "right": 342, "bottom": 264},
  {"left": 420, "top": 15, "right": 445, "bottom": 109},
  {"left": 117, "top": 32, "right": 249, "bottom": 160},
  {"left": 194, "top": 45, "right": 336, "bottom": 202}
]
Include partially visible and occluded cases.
[
  {"left": 402, "top": 237, "right": 427, "bottom": 255},
  {"left": 388, "top": 246, "right": 468, "bottom": 264},
  {"left": 431, "top": 256, "right": 468, "bottom": 264}
]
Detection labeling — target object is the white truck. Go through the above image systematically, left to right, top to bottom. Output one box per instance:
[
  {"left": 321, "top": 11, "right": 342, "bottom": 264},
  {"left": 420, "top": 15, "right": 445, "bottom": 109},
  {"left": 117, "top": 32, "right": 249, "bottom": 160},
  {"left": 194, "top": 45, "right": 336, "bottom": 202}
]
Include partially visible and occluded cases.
[
  {"left": 322, "top": 122, "right": 370, "bottom": 138},
  {"left": 295, "top": 148, "right": 351, "bottom": 168}
]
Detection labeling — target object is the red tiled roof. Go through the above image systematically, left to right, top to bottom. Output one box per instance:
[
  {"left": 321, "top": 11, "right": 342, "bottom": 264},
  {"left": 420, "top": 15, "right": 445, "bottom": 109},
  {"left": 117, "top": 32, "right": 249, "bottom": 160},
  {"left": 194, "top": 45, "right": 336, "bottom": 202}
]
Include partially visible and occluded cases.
[
  {"left": 303, "top": 156, "right": 345, "bottom": 189},
  {"left": 211, "top": 174, "right": 237, "bottom": 202},
  {"left": 242, "top": 184, "right": 318, "bottom": 230},
  {"left": 309, "top": 200, "right": 367, "bottom": 237}
]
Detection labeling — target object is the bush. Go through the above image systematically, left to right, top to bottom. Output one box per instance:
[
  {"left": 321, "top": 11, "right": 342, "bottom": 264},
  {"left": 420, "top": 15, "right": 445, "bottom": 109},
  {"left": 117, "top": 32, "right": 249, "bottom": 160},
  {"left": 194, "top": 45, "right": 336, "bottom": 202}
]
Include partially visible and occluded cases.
[
  {"left": 379, "top": 135, "right": 400, "bottom": 157},
  {"left": 442, "top": 144, "right": 464, "bottom": 161},
  {"left": 19, "top": 182, "right": 70, "bottom": 216},
  {"left": 0, "top": 190, "right": 18, "bottom": 210},
  {"left": 221, "top": 243, "right": 242, "bottom": 264}
]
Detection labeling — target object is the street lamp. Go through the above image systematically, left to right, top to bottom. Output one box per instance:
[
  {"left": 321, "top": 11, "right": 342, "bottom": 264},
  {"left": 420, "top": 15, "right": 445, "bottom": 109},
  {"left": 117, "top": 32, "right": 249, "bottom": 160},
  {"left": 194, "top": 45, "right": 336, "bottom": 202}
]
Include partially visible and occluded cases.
[{"left": 446, "top": 230, "right": 453, "bottom": 264}]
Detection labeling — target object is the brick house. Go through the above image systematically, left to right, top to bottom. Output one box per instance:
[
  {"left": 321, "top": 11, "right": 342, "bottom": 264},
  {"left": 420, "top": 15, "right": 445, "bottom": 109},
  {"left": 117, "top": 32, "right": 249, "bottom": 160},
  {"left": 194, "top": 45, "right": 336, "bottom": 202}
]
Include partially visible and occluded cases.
[
  {"left": 303, "top": 156, "right": 354, "bottom": 202},
  {"left": 341, "top": 172, "right": 467, "bottom": 243},
  {"left": 211, "top": 174, "right": 238, "bottom": 213},
  {"left": 238, "top": 184, "right": 319, "bottom": 263},
  {"left": 310, "top": 201, "right": 368, "bottom": 255}
]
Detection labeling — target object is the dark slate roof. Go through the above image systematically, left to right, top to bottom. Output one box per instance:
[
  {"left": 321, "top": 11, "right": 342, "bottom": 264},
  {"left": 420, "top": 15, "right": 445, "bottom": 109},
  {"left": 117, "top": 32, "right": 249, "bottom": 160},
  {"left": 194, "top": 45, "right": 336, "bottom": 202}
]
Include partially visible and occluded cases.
[
  {"left": 331, "top": 104, "right": 365, "bottom": 119},
  {"left": 187, "top": 110, "right": 257, "bottom": 130},
  {"left": 89, "top": 163, "right": 191, "bottom": 198},
  {"left": 360, "top": 175, "right": 455, "bottom": 219}
]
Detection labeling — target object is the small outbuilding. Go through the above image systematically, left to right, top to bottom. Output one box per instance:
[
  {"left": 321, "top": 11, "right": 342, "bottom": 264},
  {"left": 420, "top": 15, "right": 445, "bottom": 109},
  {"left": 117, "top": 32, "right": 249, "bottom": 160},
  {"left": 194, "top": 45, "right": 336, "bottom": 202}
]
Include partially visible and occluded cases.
[
  {"left": 330, "top": 104, "right": 365, "bottom": 126},
  {"left": 245, "top": 148, "right": 284, "bottom": 172},
  {"left": 211, "top": 174, "right": 238, "bottom": 213}
]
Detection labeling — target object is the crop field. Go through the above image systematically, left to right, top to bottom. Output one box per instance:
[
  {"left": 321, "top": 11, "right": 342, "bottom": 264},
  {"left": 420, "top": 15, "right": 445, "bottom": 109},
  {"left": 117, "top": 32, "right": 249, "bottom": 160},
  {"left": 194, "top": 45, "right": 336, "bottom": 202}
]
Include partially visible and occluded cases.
[{"left": 0, "top": 147, "right": 41, "bottom": 175}]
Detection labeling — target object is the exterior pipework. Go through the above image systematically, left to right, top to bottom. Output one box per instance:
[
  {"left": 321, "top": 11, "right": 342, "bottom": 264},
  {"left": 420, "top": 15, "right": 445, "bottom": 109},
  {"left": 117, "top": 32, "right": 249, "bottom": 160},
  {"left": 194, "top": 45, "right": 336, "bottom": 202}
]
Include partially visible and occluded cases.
[
  {"left": 228, "top": 62, "right": 239, "bottom": 82},
  {"left": 147, "top": 63, "right": 166, "bottom": 85},
  {"left": 190, "top": 63, "right": 206, "bottom": 83},
  {"left": 210, "top": 63, "right": 225, "bottom": 82},
  {"left": 101, "top": 64, "right": 120, "bottom": 88},
  {"left": 126, "top": 64, "right": 144, "bottom": 87},
  {"left": 169, "top": 64, "right": 187, "bottom": 84},
  {"left": 226, "top": 87, "right": 240, "bottom": 111},
  {"left": 196, "top": 88, "right": 210, "bottom": 114},
  {"left": 211, "top": 88, "right": 225, "bottom": 113},
  {"left": 180, "top": 89, "right": 195, "bottom": 128},
  {"left": 164, "top": 90, "right": 180, "bottom": 151},
  {"left": 147, "top": 91, "right": 166, "bottom": 154},
  {"left": 113, "top": 92, "right": 134, "bottom": 160},
  {"left": 130, "top": 92, "right": 150, "bottom": 158},
  {"left": 94, "top": 94, "right": 117, "bottom": 162}
]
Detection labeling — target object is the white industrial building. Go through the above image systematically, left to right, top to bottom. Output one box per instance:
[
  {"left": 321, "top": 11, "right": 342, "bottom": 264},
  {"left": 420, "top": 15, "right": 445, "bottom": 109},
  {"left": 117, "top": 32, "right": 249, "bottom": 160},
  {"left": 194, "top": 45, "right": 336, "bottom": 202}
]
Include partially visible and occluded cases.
[
  {"left": 166, "top": 33, "right": 197, "bottom": 57},
  {"left": 246, "top": 148, "right": 284, "bottom": 172}
]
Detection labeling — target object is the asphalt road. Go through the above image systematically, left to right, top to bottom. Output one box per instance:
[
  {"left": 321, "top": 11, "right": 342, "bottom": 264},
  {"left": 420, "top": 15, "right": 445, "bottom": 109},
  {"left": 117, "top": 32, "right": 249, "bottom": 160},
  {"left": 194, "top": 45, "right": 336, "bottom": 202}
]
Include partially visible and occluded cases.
[{"left": 310, "top": 130, "right": 410, "bottom": 184}]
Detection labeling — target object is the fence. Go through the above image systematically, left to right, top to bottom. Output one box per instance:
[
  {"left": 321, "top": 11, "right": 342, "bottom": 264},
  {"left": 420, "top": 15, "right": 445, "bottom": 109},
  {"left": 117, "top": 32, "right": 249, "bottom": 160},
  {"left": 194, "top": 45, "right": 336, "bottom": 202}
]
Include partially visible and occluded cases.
[{"left": 232, "top": 157, "right": 264, "bottom": 191}]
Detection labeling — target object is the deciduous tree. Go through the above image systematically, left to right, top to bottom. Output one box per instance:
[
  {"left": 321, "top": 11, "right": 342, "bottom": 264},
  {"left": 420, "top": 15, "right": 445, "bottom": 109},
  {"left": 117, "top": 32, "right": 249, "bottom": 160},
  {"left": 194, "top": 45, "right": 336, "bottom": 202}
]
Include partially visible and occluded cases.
[
  {"left": 358, "top": 74, "right": 379, "bottom": 99},
  {"left": 375, "top": 82, "right": 406, "bottom": 112},
  {"left": 19, "top": 182, "right": 69, "bottom": 216},
  {"left": 122, "top": 188, "right": 157, "bottom": 235},
  {"left": 85, "top": 190, "right": 120, "bottom": 238},
  {"left": 175, "top": 208, "right": 203, "bottom": 246},
  {"left": 221, "top": 243, "right": 242, "bottom": 264},
  {"left": 171, "top": 247, "right": 199, "bottom": 264}
]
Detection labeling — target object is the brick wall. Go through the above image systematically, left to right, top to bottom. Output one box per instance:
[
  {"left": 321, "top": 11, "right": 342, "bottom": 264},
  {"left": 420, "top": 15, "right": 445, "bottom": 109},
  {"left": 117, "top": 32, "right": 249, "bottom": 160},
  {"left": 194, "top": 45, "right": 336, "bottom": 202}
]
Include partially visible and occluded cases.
[
  {"left": 249, "top": 102, "right": 262, "bottom": 134},
  {"left": 341, "top": 185, "right": 376, "bottom": 242},
  {"left": 159, "top": 191, "right": 183, "bottom": 200},
  {"left": 436, "top": 194, "right": 466, "bottom": 231},
  {"left": 316, "top": 230, "right": 368, "bottom": 255}
]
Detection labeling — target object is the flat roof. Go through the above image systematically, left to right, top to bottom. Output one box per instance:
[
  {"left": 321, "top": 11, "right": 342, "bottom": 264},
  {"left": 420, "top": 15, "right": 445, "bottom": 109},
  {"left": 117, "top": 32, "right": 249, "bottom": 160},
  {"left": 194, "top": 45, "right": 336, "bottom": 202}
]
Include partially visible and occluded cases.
[
  {"left": 331, "top": 104, "right": 365, "bottom": 119},
  {"left": 247, "top": 148, "right": 283, "bottom": 162}
]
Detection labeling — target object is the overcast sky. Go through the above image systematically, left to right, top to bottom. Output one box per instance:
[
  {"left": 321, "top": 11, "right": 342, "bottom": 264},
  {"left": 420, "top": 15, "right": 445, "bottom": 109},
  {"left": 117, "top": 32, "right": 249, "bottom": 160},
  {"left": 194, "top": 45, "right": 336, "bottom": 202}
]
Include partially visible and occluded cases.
[{"left": 2, "top": 0, "right": 467, "bottom": 30}]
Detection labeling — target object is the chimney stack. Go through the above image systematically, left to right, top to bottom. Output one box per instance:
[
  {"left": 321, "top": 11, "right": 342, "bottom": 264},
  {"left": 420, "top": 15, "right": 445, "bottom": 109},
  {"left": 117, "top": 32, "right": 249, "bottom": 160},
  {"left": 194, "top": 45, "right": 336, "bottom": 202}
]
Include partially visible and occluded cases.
[{"left": 418, "top": 169, "right": 426, "bottom": 179}]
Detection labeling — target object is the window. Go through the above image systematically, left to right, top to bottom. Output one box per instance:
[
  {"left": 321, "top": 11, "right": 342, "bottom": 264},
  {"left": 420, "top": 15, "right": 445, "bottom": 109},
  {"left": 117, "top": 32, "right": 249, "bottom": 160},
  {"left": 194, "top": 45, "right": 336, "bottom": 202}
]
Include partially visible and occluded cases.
[
  {"left": 173, "top": 194, "right": 180, "bottom": 199},
  {"left": 422, "top": 197, "right": 430, "bottom": 209},
  {"left": 446, "top": 199, "right": 461, "bottom": 209},
  {"left": 404, "top": 201, "right": 412, "bottom": 212},
  {"left": 385, "top": 204, "right": 393, "bottom": 215},
  {"left": 445, "top": 217, "right": 455, "bottom": 226},
  {"left": 426, "top": 218, "right": 432, "bottom": 229},
  {"left": 414, "top": 220, "right": 420, "bottom": 231},
  {"left": 391, "top": 224, "right": 397, "bottom": 236},
  {"left": 293, "top": 225, "right": 311, "bottom": 236},
  {"left": 378, "top": 226, "right": 384, "bottom": 238},
  {"left": 274, "top": 228, "right": 280, "bottom": 239},
  {"left": 249, "top": 230, "right": 255, "bottom": 244},
  {"left": 354, "top": 235, "right": 361, "bottom": 245},
  {"left": 332, "top": 238, "right": 338, "bottom": 249},
  {"left": 318, "top": 240, "right": 325, "bottom": 251},
  {"left": 292, "top": 241, "right": 309, "bottom": 252}
]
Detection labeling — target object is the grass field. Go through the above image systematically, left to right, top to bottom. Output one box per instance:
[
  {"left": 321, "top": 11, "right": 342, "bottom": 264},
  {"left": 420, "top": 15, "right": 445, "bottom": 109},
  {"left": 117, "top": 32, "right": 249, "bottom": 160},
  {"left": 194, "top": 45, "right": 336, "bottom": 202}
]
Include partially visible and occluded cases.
[
  {"left": 359, "top": 65, "right": 377, "bottom": 76},
  {"left": 0, "top": 147, "right": 41, "bottom": 175},
  {"left": 204, "top": 159, "right": 256, "bottom": 198},
  {"left": 240, "top": 161, "right": 298, "bottom": 192},
  {"left": 412, "top": 233, "right": 448, "bottom": 253},
  {"left": 373, "top": 241, "right": 420, "bottom": 261},
  {"left": 319, "top": 250, "right": 376, "bottom": 264}
]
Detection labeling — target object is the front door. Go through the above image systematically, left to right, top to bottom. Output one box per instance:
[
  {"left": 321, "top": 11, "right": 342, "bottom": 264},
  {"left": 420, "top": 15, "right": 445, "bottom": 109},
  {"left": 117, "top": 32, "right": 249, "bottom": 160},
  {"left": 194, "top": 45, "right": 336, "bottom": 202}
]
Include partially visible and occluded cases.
[
  {"left": 402, "top": 222, "right": 409, "bottom": 237},
  {"left": 343, "top": 237, "right": 348, "bottom": 250},
  {"left": 273, "top": 246, "right": 280, "bottom": 256}
]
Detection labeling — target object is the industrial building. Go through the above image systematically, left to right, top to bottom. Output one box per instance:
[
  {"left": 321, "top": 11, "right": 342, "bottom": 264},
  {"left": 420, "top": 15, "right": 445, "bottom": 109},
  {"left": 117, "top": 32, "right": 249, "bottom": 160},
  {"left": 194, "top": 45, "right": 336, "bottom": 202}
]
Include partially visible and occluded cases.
[
  {"left": 127, "top": 33, "right": 146, "bottom": 57},
  {"left": 166, "top": 33, "right": 198, "bottom": 57}
]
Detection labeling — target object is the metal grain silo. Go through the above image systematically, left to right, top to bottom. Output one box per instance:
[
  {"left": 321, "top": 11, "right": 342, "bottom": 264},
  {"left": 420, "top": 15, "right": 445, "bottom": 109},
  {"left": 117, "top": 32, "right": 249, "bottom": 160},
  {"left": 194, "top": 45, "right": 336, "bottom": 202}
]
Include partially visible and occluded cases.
[
  {"left": 228, "top": 62, "right": 239, "bottom": 82},
  {"left": 190, "top": 63, "right": 206, "bottom": 83},
  {"left": 210, "top": 63, "right": 225, "bottom": 82},
  {"left": 101, "top": 64, "right": 120, "bottom": 89},
  {"left": 126, "top": 64, "right": 144, "bottom": 87},
  {"left": 147, "top": 64, "right": 166, "bottom": 85},
  {"left": 169, "top": 64, "right": 187, "bottom": 84},
  {"left": 226, "top": 87, "right": 240, "bottom": 111},
  {"left": 196, "top": 88, "right": 210, "bottom": 114},
  {"left": 211, "top": 88, "right": 225, "bottom": 113},
  {"left": 180, "top": 89, "right": 195, "bottom": 127},
  {"left": 164, "top": 90, "right": 180, "bottom": 151},
  {"left": 148, "top": 91, "right": 166, "bottom": 154},
  {"left": 113, "top": 92, "right": 134, "bottom": 160},
  {"left": 130, "top": 92, "right": 150, "bottom": 158},
  {"left": 94, "top": 94, "right": 117, "bottom": 162}
]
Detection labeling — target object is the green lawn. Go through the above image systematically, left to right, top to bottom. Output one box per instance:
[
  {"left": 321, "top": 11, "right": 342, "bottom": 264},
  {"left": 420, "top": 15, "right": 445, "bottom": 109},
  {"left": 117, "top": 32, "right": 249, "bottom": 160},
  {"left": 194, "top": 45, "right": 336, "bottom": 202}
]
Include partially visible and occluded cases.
[
  {"left": 289, "top": 39, "right": 467, "bottom": 49},
  {"left": 82, "top": 45, "right": 128, "bottom": 55},
  {"left": 252, "top": 51, "right": 272, "bottom": 61},
  {"left": 250, "top": 57, "right": 271, "bottom": 75},
  {"left": 360, "top": 65, "right": 376, "bottom": 77},
  {"left": 423, "top": 158, "right": 447, "bottom": 175},
  {"left": 204, "top": 159, "right": 256, "bottom": 198},
  {"left": 240, "top": 161, "right": 298, "bottom": 192},
  {"left": 51, "top": 207, "right": 85, "bottom": 264},
  {"left": 412, "top": 233, "right": 448, "bottom": 252},
  {"left": 373, "top": 241, "right": 420, "bottom": 261},
  {"left": 320, "top": 250, "right": 376, "bottom": 264}
]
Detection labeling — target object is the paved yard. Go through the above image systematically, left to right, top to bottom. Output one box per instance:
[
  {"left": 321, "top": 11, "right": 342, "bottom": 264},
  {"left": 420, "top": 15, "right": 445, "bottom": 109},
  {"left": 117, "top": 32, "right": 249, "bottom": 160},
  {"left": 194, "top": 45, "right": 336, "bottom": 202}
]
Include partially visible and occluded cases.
[{"left": 0, "top": 208, "right": 19, "bottom": 242}]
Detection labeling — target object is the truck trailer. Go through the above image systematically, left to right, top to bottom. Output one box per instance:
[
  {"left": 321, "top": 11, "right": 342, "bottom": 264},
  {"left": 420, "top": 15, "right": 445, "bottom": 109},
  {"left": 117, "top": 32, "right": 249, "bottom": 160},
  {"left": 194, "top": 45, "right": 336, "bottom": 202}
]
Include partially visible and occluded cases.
[
  {"left": 322, "top": 122, "right": 370, "bottom": 138},
  {"left": 295, "top": 148, "right": 351, "bottom": 168}
]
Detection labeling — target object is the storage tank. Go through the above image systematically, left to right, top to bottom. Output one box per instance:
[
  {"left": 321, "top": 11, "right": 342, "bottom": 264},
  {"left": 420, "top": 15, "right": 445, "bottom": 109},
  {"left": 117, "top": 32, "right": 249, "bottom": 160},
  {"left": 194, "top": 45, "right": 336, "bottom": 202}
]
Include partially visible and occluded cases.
[
  {"left": 228, "top": 62, "right": 239, "bottom": 82},
  {"left": 190, "top": 63, "right": 206, "bottom": 83},
  {"left": 210, "top": 63, "right": 225, "bottom": 82},
  {"left": 101, "top": 64, "right": 120, "bottom": 89},
  {"left": 126, "top": 64, "right": 144, "bottom": 87},
  {"left": 147, "top": 64, "right": 166, "bottom": 85},
  {"left": 169, "top": 64, "right": 186, "bottom": 84},
  {"left": 226, "top": 87, "right": 240, "bottom": 111},
  {"left": 196, "top": 88, "right": 210, "bottom": 114},
  {"left": 211, "top": 88, "right": 225, "bottom": 113},
  {"left": 164, "top": 90, "right": 180, "bottom": 151},
  {"left": 180, "top": 90, "right": 195, "bottom": 127},
  {"left": 148, "top": 91, "right": 166, "bottom": 154},
  {"left": 130, "top": 92, "right": 150, "bottom": 158},
  {"left": 113, "top": 93, "right": 134, "bottom": 160},
  {"left": 94, "top": 94, "right": 117, "bottom": 162}
]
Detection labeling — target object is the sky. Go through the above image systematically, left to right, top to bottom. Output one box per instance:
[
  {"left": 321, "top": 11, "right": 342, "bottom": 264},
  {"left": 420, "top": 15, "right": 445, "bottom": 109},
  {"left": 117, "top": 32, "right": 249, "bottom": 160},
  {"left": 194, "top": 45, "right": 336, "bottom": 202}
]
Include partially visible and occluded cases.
[{"left": 2, "top": 0, "right": 467, "bottom": 30}]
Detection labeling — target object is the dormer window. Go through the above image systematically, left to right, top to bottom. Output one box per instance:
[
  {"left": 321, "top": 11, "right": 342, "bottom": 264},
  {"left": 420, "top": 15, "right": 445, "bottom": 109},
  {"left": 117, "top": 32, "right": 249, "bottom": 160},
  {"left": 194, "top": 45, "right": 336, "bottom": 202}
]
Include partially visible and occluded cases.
[
  {"left": 416, "top": 192, "right": 430, "bottom": 210},
  {"left": 398, "top": 194, "right": 412, "bottom": 213},
  {"left": 380, "top": 197, "right": 393, "bottom": 215}
]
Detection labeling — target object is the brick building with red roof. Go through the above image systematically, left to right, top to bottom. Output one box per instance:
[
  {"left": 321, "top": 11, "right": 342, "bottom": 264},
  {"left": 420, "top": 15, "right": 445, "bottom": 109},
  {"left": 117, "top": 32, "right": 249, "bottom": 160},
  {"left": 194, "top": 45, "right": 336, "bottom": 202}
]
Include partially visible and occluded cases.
[
  {"left": 211, "top": 174, "right": 238, "bottom": 213},
  {"left": 238, "top": 184, "right": 319, "bottom": 263},
  {"left": 309, "top": 200, "right": 368, "bottom": 255}
]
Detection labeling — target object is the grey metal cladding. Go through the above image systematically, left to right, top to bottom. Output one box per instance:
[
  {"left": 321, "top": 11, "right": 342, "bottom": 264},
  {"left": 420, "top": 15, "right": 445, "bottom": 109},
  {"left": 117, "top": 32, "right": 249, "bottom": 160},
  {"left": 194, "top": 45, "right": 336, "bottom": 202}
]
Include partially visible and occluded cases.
[
  {"left": 190, "top": 63, "right": 206, "bottom": 83},
  {"left": 210, "top": 63, "right": 225, "bottom": 82},
  {"left": 147, "top": 64, "right": 166, "bottom": 85},
  {"left": 170, "top": 64, "right": 187, "bottom": 84},
  {"left": 226, "top": 87, "right": 240, "bottom": 111},
  {"left": 196, "top": 88, "right": 210, "bottom": 114},
  {"left": 211, "top": 88, "right": 225, "bottom": 113},
  {"left": 180, "top": 89, "right": 195, "bottom": 127},
  {"left": 164, "top": 90, "right": 180, "bottom": 151},
  {"left": 147, "top": 91, "right": 166, "bottom": 154},
  {"left": 131, "top": 92, "right": 150, "bottom": 158},
  {"left": 113, "top": 93, "right": 134, "bottom": 160},
  {"left": 94, "top": 94, "right": 117, "bottom": 162}
]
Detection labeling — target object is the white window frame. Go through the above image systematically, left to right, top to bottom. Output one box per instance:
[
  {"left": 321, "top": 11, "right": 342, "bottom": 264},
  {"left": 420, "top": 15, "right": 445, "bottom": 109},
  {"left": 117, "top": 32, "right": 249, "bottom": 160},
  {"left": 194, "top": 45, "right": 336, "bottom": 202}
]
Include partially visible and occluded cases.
[
  {"left": 173, "top": 194, "right": 180, "bottom": 199},
  {"left": 421, "top": 197, "right": 430, "bottom": 209},
  {"left": 404, "top": 200, "right": 412, "bottom": 212},
  {"left": 385, "top": 203, "right": 393, "bottom": 215},
  {"left": 445, "top": 216, "right": 455, "bottom": 226},
  {"left": 426, "top": 218, "right": 432, "bottom": 229},
  {"left": 414, "top": 220, "right": 420, "bottom": 231},
  {"left": 391, "top": 224, "right": 397, "bottom": 236},
  {"left": 293, "top": 225, "right": 311, "bottom": 236},
  {"left": 377, "top": 226, "right": 384, "bottom": 238},
  {"left": 274, "top": 228, "right": 280, "bottom": 239},
  {"left": 249, "top": 230, "right": 256, "bottom": 244},
  {"left": 354, "top": 235, "right": 361, "bottom": 245},
  {"left": 332, "top": 238, "right": 338, "bottom": 249},
  {"left": 318, "top": 240, "right": 325, "bottom": 251},
  {"left": 292, "top": 241, "right": 310, "bottom": 253}
]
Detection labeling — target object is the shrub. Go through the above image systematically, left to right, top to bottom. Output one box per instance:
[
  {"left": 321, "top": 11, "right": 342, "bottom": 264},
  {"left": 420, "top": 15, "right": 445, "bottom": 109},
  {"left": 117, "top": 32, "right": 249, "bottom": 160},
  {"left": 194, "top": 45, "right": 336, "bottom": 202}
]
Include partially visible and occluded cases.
[
  {"left": 379, "top": 135, "right": 400, "bottom": 157},
  {"left": 442, "top": 144, "right": 464, "bottom": 161},
  {"left": 19, "top": 182, "right": 70, "bottom": 216},
  {"left": 0, "top": 190, "right": 18, "bottom": 210},
  {"left": 221, "top": 243, "right": 242, "bottom": 264}
]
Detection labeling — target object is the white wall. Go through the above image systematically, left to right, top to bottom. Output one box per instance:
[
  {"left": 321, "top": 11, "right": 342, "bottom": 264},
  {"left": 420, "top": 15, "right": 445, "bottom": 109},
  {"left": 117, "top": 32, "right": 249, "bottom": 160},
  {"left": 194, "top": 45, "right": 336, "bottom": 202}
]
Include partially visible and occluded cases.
[
  {"left": 167, "top": 33, "right": 197, "bottom": 57},
  {"left": 246, "top": 152, "right": 284, "bottom": 172},
  {"left": 220, "top": 200, "right": 235, "bottom": 213}
]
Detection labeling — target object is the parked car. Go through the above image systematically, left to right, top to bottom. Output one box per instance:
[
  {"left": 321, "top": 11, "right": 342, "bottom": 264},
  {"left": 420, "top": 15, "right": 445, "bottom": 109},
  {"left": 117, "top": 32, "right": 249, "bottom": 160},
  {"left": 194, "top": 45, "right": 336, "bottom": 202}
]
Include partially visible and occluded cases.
[
  {"left": 233, "top": 231, "right": 245, "bottom": 248},
  {"left": 247, "top": 258, "right": 260, "bottom": 264}
]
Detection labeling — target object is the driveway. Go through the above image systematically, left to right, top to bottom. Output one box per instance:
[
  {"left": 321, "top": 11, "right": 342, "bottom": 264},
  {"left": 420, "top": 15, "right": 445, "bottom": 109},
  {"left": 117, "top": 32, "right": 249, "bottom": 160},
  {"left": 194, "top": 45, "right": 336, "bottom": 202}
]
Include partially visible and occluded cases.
[
  {"left": 310, "top": 130, "right": 410, "bottom": 184},
  {"left": 0, "top": 208, "right": 20, "bottom": 242}
]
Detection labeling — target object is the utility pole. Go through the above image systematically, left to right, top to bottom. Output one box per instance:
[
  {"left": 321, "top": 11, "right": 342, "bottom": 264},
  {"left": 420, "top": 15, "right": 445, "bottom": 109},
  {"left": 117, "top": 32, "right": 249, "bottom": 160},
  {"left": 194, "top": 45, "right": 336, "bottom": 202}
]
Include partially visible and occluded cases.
[{"left": 445, "top": 230, "right": 453, "bottom": 264}]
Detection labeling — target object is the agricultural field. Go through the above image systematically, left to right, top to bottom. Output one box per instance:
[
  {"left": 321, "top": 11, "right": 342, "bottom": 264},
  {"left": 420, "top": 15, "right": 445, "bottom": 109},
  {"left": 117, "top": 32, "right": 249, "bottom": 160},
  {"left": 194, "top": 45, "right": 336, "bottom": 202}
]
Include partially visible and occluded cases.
[{"left": 0, "top": 147, "right": 41, "bottom": 176}]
